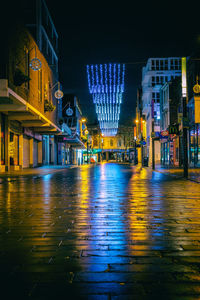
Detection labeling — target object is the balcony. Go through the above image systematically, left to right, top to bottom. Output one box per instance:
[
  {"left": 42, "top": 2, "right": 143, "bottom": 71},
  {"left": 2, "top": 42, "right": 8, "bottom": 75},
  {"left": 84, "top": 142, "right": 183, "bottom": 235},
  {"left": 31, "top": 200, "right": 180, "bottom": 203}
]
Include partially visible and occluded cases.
[{"left": 0, "top": 79, "right": 62, "bottom": 135}]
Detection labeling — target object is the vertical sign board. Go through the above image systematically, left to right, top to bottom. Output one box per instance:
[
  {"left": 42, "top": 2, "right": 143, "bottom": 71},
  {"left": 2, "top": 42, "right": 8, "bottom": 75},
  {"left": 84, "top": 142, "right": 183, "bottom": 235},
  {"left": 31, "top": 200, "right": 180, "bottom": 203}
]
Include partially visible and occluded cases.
[
  {"left": 181, "top": 57, "right": 187, "bottom": 99},
  {"left": 195, "top": 96, "right": 200, "bottom": 123}
]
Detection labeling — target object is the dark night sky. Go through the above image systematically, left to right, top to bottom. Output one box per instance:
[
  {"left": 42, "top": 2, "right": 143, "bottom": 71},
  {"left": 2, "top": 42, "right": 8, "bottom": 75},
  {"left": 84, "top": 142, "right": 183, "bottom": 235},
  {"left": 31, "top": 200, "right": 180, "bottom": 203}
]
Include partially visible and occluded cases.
[{"left": 5, "top": 1, "right": 200, "bottom": 125}]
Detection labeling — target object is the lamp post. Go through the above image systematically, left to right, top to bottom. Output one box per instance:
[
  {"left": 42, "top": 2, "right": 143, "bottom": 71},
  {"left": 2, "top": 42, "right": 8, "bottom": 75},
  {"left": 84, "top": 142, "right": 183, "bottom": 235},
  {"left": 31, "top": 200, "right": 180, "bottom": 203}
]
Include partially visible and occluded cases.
[
  {"left": 181, "top": 57, "right": 188, "bottom": 178},
  {"left": 151, "top": 99, "right": 155, "bottom": 170},
  {"left": 80, "top": 118, "right": 86, "bottom": 138},
  {"left": 85, "top": 129, "right": 89, "bottom": 164},
  {"left": 101, "top": 133, "right": 104, "bottom": 162}
]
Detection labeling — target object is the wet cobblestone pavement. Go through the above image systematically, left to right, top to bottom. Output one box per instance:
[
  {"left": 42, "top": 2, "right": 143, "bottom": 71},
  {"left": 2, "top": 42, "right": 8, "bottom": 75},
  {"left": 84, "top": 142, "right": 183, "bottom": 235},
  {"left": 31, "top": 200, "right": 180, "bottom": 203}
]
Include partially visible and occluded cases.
[{"left": 1, "top": 163, "right": 200, "bottom": 299}]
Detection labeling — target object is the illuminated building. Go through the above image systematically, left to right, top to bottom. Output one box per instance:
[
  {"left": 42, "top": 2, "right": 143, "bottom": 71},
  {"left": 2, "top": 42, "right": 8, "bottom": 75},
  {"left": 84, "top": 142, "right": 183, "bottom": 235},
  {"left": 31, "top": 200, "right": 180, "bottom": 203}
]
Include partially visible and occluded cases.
[
  {"left": 0, "top": 0, "right": 71, "bottom": 171},
  {"left": 142, "top": 57, "right": 182, "bottom": 166},
  {"left": 87, "top": 63, "right": 125, "bottom": 136}
]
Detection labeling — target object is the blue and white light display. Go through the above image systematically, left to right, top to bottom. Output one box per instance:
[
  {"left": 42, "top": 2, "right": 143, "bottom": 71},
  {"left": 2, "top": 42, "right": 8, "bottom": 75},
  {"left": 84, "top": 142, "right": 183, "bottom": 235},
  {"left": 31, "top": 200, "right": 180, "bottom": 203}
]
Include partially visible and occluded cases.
[{"left": 87, "top": 63, "right": 125, "bottom": 136}]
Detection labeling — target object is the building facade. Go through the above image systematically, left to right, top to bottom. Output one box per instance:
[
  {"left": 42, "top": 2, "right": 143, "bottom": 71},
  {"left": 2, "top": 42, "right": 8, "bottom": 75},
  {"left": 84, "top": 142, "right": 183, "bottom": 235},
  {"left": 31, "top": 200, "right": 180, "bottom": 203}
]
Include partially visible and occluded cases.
[
  {"left": 0, "top": 0, "right": 70, "bottom": 172},
  {"left": 187, "top": 52, "right": 200, "bottom": 167},
  {"left": 142, "top": 57, "right": 182, "bottom": 166},
  {"left": 160, "top": 78, "right": 182, "bottom": 166},
  {"left": 57, "top": 94, "right": 86, "bottom": 165},
  {"left": 88, "top": 124, "right": 135, "bottom": 163}
]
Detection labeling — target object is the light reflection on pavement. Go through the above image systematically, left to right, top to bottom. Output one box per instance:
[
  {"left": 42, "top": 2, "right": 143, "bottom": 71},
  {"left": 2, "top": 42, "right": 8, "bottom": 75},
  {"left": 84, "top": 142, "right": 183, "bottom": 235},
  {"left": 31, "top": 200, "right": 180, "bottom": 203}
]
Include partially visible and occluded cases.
[{"left": 0, "top": 163, "right": 200, "bottom": 298}]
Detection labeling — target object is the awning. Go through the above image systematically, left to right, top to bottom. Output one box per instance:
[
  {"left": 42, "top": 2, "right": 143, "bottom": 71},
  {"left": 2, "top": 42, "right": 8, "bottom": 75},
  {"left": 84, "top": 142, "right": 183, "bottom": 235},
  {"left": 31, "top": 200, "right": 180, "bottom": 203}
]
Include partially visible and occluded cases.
[
  {"left": 0, "top": 79, "right": 70, "bottom": 135},
  {"left": 56, "top": 134, "right": 86, "bottom": 149},
  {"left": 102, "top": 149, "right": 126, "bottom": 152}
]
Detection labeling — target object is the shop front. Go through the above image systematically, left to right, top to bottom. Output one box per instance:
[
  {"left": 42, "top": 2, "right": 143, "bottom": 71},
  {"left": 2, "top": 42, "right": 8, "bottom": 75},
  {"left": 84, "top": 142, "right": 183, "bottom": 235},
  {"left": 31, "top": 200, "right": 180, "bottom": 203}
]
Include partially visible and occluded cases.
[
  {"left": 9, "top": 120, "right": 23, "bottom": 170},
  {"left": 189, "top": 124, "right": 200, "bottom": 167},
  {"left": 56, "top": 135, "right": 85, "bottom": 165},
  {"left": 161, "top": 135, "right": 179, "bottom": 166}
]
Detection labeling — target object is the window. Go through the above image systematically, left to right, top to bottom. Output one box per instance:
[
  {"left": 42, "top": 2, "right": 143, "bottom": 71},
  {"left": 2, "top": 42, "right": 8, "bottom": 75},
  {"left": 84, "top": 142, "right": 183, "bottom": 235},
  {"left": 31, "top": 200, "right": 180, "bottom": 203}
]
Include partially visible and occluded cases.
[
  {"left": 170, "top": 59, "right": 181, "bottom": 70},
  {"left": 151, "top": 60, "right": 155, "bottom": 70},
  {"left": 160, "top": 60, "right": 164, "bottom": 70},
  {"left": 164, "top": 60, "right": 168, "bottom": 70},
  {"left": 152, "top": 76, "right": 166, "bottom": 87},
  {"left": 152, "top": 76, "right": 156, "bottom": 86},
  {"left": 152, "top": 92, "right": 160, "bottom": 103},
  {"left": 1, "top": 114, "right": 5, "bottom": 165},
  {"left": 9, "top": 132, "right": 19, "bottom": 166},
  {"left": 110, "top": 139, "right": 113, "bottom": 147},
  {"left": 118, "top": 139, "right": 121, "bottom": 147}
]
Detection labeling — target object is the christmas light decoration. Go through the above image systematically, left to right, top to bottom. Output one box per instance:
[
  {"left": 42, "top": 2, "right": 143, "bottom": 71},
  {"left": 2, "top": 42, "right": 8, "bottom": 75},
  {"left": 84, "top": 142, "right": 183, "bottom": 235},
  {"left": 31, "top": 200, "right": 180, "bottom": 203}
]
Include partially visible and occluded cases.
[
  {"left": 29, "top": 57, "right": 42, "bottom": 70},
  {"left": 87, "top": 63, "right": 125, "bottom": 136}
]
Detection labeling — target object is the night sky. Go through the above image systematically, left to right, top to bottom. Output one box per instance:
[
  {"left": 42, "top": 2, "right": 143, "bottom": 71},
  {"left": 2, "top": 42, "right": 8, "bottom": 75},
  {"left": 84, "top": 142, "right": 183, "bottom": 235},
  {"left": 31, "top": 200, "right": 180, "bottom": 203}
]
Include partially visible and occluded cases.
[{"left": 5, "top": 1, "right": 200, "bottom": 125}]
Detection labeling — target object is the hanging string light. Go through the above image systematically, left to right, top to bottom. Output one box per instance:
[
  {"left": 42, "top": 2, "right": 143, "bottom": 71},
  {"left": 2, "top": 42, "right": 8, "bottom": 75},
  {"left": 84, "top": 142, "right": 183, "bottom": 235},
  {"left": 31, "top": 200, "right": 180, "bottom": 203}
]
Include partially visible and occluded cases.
[{"left": 86, "top": 63, "right": 125, "bottom": 136}]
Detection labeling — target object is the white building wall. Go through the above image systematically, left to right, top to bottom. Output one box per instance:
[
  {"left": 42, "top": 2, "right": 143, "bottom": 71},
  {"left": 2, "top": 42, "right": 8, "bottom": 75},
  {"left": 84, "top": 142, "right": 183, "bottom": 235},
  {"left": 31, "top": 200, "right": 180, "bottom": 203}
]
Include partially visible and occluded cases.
[{"left": 142, "top": 57, "right": 182, "bottom": 166}]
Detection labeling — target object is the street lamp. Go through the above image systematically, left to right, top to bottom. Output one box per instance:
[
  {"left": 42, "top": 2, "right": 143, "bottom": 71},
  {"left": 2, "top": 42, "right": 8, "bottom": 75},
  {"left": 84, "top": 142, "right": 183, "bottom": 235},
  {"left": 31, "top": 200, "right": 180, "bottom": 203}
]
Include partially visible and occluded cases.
[
  {"left": 181, "top": 57, "right": 188, "bottom": 178},
  {"left": 51, "top": 82, "right": 64, "bottom": 99},
  {"left": 80, "top": 118, "right": 86, "bottom": 137},
  {"left": 85, "top": 129, "right": 89, "bottom": 164},
  {"left": 101, "top": 133, "right": 104, "bottom": 162}
]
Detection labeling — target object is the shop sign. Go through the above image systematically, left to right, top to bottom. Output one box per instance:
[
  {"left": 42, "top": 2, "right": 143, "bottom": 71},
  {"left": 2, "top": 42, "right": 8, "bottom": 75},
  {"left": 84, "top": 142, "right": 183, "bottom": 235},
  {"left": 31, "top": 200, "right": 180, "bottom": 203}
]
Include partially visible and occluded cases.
[
  {"left": 194, "top": 96, "right": 200, "bottom": 123},
  {"left": 168, "top": 124, "right": 179, "bottom": 135},
  {"left": 23, "top": 128, "right": 42, "bottom": 141},
  {"left": 24, "top": 128, "right": 34, "bottom": 138},
  {"left": 160, "top": 130, "right": 169, "bottom": 137},
  {"left": 34, "top": 133, "right": 42, "bottom": 141}
]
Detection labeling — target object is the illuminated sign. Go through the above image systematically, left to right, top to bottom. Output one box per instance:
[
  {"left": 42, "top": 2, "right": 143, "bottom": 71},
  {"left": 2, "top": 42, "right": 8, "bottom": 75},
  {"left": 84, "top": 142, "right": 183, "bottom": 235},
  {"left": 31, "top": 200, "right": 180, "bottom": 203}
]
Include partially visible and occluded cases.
[
  {"left": 181, "top": 57, "right": 187, "bottom": 98},
  {"left": 193, "top": 76, "right": 200, "bottom": 94},
  {"left": 54, "top": 89, "right": 63, "bottom": 99},
  {"left": 194, "top": 96, "right": 200, "bottom": 123},
  {"left": 66, "top": 107, "right": 73, "bottom": 116},
  {"left": 168, "top": 124, "right": 179, "bottom": 135},
  {"left": 160, "top": 130, "right": 169, "bottom": 137}
]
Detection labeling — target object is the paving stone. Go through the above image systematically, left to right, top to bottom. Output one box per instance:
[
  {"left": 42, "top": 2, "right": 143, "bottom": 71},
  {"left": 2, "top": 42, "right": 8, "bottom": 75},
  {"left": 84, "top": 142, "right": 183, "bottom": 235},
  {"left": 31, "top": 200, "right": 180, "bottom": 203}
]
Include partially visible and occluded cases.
[{"left": 1, "top": 164, "right": 200, "bottom": 298}]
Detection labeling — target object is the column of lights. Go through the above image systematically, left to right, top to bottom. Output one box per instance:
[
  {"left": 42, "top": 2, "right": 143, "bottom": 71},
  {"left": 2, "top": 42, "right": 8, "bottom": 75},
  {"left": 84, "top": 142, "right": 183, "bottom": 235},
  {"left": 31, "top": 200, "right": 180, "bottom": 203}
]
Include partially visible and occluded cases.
[{"left": 87, "top": 63, "right": 125, "bottom": 136}]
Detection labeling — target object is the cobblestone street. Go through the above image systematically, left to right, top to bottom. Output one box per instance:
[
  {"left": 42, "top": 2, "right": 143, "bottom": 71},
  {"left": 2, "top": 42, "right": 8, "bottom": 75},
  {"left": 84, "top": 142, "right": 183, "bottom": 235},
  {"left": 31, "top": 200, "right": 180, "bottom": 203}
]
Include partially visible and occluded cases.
[{"left": 1, "top": 163, "right": 200, "bottom": 299}]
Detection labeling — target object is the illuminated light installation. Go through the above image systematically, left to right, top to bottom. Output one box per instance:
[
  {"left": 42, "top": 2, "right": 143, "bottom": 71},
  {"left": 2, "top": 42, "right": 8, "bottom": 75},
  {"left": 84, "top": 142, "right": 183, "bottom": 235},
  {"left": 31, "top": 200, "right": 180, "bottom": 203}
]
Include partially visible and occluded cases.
[
  {"left": 29, "top": 57, "right": 42, "bottom": 71},
  {"left": 87, "top": 63, "right": 125, "bottom": 136}
]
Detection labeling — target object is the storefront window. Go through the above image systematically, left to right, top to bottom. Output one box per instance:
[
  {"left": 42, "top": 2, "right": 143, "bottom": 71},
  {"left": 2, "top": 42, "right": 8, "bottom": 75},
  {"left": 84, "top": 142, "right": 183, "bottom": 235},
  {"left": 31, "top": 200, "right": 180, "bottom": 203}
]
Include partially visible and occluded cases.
[
  {"left": 1, "top": 114, "right": 5, "bottom": 165},
  {"left": 197, "top": 125, "right": 200, "bottom": 165},
  {"left": 189, "top": 127, "right": 195, "bottom": 165},
  {"left": 9, "top": 132, "right": 19, "bottom": 166}
]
